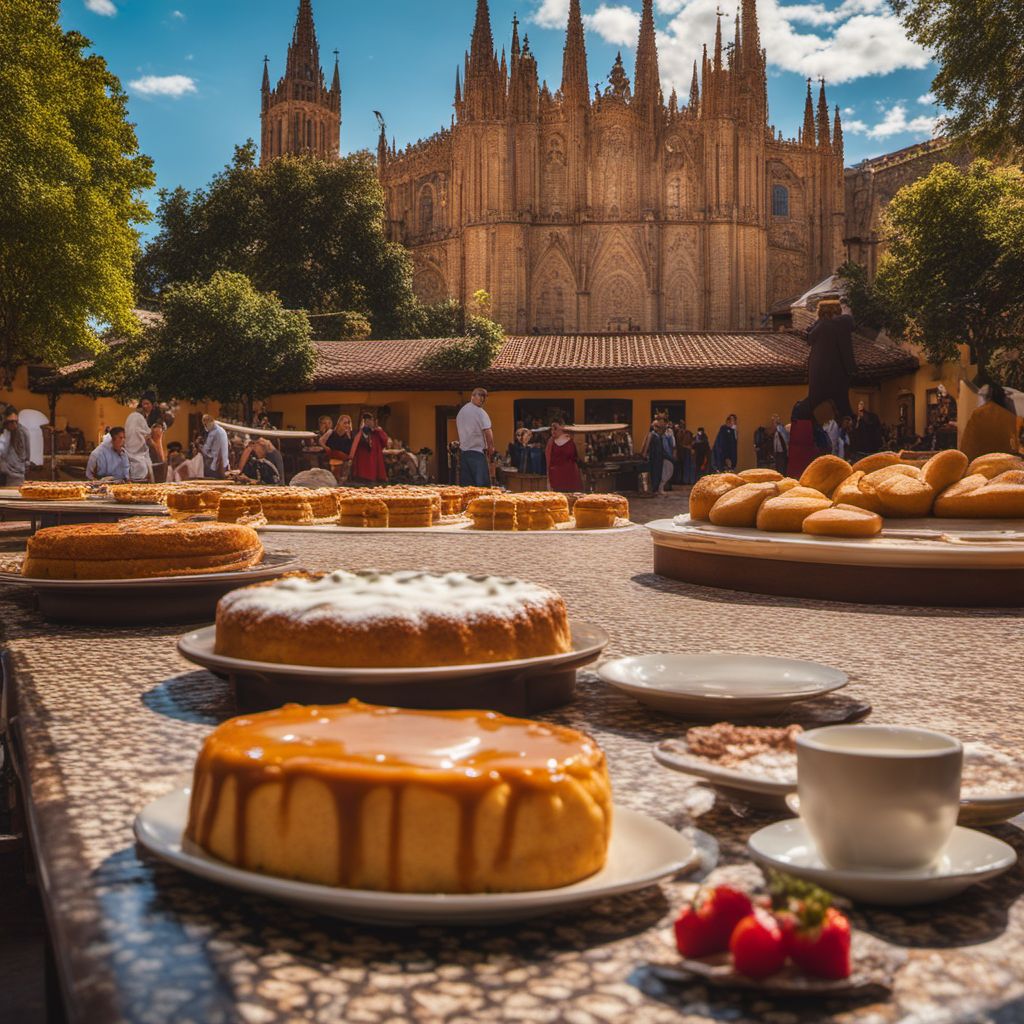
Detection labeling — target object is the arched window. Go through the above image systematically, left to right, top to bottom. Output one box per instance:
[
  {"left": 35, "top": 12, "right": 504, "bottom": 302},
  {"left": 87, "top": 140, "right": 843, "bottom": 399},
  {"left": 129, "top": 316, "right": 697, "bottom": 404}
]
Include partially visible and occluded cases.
[
  {"left": 772, "top": 184, "right": 790, "bottom": 218},
  {"left": 419, "top": 185, "right": 434, "bottom": 234}
]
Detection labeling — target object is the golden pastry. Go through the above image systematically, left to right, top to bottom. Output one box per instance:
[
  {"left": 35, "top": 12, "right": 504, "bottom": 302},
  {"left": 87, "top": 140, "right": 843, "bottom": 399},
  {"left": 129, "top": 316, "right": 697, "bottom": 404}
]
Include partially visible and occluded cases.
[
  {"left": 921, "top": 450, "right": 968, "bottom": 493},
  {"left": 850, "top": 452, "right": 901, "bottom": 474},
  {"left": 967, "top": 453, "right": 1024, "bottom": 479},
  {"left": 798, "top": 456, "right": 852, "bottom": 497},
  {"left": 861, "top": 463, "right": 922, "bottom": 486},
  {"left": 737, "top": 469, "right": 783, "bottom": 483},
  {"left": 989, "top": 470, "right": 1024, "bottom": 487},
  {"left": 831, "top": 471, "right": 883, "bottom": 514},
  {"left": 860, "top": 471, "right": 936, "bottom": 517},
  {"left": 689, "top": 473, "right": 744, "bottom": 521},
  {"left": 935, "top": 475, "right": 1024, "bottom": 518},
  {"left": 776, "top": 477, "right": 801, "bottom": 493},
  {"left": 19, "top": 481, "right": 89, "bottom": 501},
  {"left": 708, "top": 482, "right": 779, "bottom": 528},
  {"left": 756, "top": 492, "right": 832, "bottom": 532},
  {"left": 467, "top": 494, "right": 518, "bottom": 530},
  {"left": 573, "top": 494, "right": 628, "bottom": 529},
  {"left": 802, "top": 504, "right": 883, "bottom": 538},
  {"left": 185, "top": 701, "right": 612, "bottom": 894}
]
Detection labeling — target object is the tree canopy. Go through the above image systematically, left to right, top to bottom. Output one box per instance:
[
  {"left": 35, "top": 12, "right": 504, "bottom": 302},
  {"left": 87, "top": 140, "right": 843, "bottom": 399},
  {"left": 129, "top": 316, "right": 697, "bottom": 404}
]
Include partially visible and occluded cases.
[
  {"left": 0, "top": 0, "right": 154, "bottom": 386},
  {"left": 890, "top": 0, "right": 1024, "bottom": 156},
  {"left": 137, "top": 144, "right": 417, "bottom": 338},
  {"left": 871, "top": 159, "right": 1024, "bottom": 383},
  {"left": 124, "top": 271, "right": 315, "bottom": 421}
]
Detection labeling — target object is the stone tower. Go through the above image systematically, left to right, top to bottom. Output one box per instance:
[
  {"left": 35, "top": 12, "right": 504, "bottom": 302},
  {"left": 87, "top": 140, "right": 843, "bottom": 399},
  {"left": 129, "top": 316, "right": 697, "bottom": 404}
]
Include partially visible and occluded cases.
[
  {"left": 260, "top": 0, "right": 340, "bottom": 166},
  {"left": 378, "top": 0, "right": 846, "bottom": 332}
]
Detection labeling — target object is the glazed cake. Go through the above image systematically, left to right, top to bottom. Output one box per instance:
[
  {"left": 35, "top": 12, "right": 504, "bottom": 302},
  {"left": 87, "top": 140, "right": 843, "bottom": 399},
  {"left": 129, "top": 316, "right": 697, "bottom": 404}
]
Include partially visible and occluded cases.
[
  {"left": 18, "top": 481, "right": 89, "bottom": 501},
  {"left": 110, "top": 484, "right": 169, "bottom": 504},
  {"left": 467, "top": 494, "right": 518, "bottom": 530},
  {"left": 573, "top": 494, "right": 629, "bottom": 528},
  {"left": 22, "top": 518, "right": 263, "bottom": 580},
  {"left": 214, "top": 569, "right": 572, "bottom": 667},
  {"left": 185, "top": 701, "right": 612, "bottom": 892}
]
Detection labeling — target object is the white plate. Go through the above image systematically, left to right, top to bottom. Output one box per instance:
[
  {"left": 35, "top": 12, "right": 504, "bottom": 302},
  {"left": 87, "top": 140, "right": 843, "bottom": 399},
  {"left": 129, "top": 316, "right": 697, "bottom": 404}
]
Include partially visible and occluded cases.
[
  {"left": 647, "top": 516, "right": 1024, "bottom": 570},
  {"left": 177, "top": 619, "right": 608, "bottom": 685},
  {"left": 599, "top": 654, "right": 847, "bottom": 717},
  {"left": 134, "top": 788, "right": 696, "bottom": 925},
  {"left": 748, "top": 818, "right": 1017, "bottom": 906}
]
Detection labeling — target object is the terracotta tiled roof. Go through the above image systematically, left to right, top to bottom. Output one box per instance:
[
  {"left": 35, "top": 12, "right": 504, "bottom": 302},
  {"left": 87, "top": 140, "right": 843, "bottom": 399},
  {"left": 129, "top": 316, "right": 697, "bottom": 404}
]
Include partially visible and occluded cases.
[
  {"left": 46, "top": 310, "right": 164, "bottom": 384},
  {"left": 309, "top": 331, "right": 918, "bottom": 391}
]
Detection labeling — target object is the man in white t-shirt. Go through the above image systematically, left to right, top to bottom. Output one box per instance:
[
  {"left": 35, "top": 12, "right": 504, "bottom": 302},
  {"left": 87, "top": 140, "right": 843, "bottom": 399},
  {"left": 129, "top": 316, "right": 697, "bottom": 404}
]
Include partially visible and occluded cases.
[
  {"left": 455, "top": 387, "right": 493, "bottom": 487},
  {"left": 124, "top": 393, "right": 155, "bottom": 482}
]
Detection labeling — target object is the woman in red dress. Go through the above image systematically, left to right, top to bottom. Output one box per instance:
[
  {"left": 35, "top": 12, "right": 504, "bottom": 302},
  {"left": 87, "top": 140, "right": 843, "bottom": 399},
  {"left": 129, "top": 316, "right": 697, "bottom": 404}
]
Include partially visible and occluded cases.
[
  {"left": 349, "top": 412, "right": 389, "bottom": 484},
  {"left": 545, "top": 420, "right": 583, "bottom": 492}
]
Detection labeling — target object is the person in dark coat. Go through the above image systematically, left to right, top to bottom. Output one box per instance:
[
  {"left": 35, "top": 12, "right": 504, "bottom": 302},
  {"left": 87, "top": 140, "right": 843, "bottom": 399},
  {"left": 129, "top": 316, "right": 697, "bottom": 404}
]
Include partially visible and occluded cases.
[
  {"left": 807, "top": 299, "right": 857, "bottom": 422},
  {"left": 712, "top": 414, "right": 738, "bottom": 471}
]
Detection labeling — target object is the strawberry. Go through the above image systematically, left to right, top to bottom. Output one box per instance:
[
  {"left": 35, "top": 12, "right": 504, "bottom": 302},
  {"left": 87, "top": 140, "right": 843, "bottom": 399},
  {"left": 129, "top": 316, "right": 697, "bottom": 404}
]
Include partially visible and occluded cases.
[
  {"left": 769, "top": 871, "right": 852, "bottom": 980},
  {"left": 673, "top": 885, "right": 754, "bottom": 958},
  {"left": 729, "top": 908, "right": 787, "bottom": 979}
]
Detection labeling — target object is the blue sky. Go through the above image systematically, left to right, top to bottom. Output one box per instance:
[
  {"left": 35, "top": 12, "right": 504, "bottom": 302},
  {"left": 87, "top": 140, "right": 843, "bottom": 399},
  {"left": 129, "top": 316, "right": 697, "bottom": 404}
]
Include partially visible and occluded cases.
[{"left": 64, "top": 0, "right": 942, "bottom": 238}]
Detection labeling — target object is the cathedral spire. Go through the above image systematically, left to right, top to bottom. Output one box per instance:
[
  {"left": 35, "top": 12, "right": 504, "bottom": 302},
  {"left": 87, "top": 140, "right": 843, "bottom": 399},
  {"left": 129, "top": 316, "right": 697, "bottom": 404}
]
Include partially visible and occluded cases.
[
  {"left": 286, "top": 0, "right": 320, "bottom": 80},
  {"left": 469, "top": 0, "right": 494, "bottom": 74},
  {"left": 561, "top": 0, "right": 589, "bottom": 104},
  {"left": 633, "top": 0, "right": 660, "bottom": 117},
  {"left": 741, "top": 0, "right": 760, "bottom": 64},
  {"left": 731, "top": 9, "right": 741, "bottom": 70},
  {"left": 511, "top": 12, "right": 520, "bottom": 60},
  {"left": 713, "top": 12, "right": 723, "bottom": 71},
  {"left": 330, "top": 50, "right": 340, "bottom": 94},
  {"left": 261, "top": 55, "right": 270, "bottom": 93},
  {"left": 689, "top": 60, "right": 699, "bottom": 112},
  {"left": 455, "top": 65, "right": 462, "bottom": 106},
  {"left": 802, "top": 78, "right": 815, "bottom": 145},
  {"left": 817, "top": 78, "right": 831, "bottom": 148},
  {"left": 833, "top": 103, "right": 844, "bottom": 163}
]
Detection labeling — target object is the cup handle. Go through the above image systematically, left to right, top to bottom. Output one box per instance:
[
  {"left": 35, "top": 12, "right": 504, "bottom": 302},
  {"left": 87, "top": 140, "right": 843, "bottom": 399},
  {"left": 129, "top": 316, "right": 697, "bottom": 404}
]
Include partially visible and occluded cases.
[{"left": 784, "top": 792, "right": 801, "bottom": 817}]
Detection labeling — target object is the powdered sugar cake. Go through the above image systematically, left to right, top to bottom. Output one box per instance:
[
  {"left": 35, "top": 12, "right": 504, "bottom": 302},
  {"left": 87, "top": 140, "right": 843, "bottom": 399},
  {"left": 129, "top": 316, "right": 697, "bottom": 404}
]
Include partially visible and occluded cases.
[{"left": 214, "top": 569, "right": 572, "bottom": 667}]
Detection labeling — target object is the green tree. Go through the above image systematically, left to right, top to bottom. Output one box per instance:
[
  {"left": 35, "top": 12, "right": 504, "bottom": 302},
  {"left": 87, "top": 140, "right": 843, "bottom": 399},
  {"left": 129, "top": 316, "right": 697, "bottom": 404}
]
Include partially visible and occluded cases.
[
  {"left": 0, "top": 0, "right": 154, "bottom": 386},
  {"left": 890, "top": 0, "right": 1023, "bottom": 156},
  {"left": 138, "top": 145, "right": 416, "bottom": 338},
  {"left": 873, "top": 159, "right": 1024, "bottom": 383},
  {"left": 836, "top": 260, "right": 904, "bottom": 334},
  {"left": 138, "top": 271, "right": 314, "bottom": 422},
  {"left": 421, "top": 290, "right": 505, "bottom": 372}
]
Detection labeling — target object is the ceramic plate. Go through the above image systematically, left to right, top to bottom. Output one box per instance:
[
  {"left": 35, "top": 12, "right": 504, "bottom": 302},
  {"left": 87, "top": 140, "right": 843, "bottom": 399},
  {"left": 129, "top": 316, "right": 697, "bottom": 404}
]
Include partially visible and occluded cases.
[
  {"left": 177, "top": 619, "right": 608, "bottom": 685},
  {"left": 599, "top": 654, "right": 847, "bottom": 718},
  {"left": 134, "top": 788, "right": 696, "bottom": 926},
  {"left": 747, "top": 818, "right": 1017, "bottom": 906}
]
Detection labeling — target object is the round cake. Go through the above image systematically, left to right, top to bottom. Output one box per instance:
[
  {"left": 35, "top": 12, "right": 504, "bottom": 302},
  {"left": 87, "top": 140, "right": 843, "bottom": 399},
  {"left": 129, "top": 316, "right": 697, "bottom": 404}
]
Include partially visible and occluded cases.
[
  {"left": 18, "top": 481, "right": 89, "bottom": 501},
  {"left": 22, "top": 518, "right": 264, "bottom": 580},
  {"left": 214, "top": 569, "right": 572, "bottom": 667},
  {"left": 185, "top": 701, "right": 612, "bottom": 892}
]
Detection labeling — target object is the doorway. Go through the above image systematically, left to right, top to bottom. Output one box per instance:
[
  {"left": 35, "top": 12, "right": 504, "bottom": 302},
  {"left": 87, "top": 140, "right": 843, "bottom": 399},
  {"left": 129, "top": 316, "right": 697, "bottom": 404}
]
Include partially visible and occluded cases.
[{"left": 435, "top": 405, "right": 460, "bottom": 483}]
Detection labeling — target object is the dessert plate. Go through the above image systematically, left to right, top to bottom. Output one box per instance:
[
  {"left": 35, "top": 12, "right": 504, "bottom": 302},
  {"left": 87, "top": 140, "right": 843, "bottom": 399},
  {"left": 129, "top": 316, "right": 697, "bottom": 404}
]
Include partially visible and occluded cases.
[
  {"left": 0, "top": 552, "right": 301, "bottom": 625},
  {"left": 177, "top": 620, "right": 609, "bottom": 715},
  {"left": 598, "top": 654, "right": 847, "bottom": 718},
  {"left": 135, "top": 788, "right": 696, "bottom": 926},
  {"left": 747, "top": 818, "right": 1017, "bottom": 906}
]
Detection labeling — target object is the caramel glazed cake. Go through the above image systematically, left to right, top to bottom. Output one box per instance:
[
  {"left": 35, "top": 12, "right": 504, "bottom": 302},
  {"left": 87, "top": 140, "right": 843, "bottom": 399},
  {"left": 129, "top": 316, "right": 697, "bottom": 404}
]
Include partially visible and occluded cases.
[
  {"left": 21, "top": 518, "right": 264, "bottom": 580},
  {"left": 214, "top": 570, "right": 572, "bottom": 667},
  {"left": 185, "top": 701, "right": 612, "bottom": 893}
]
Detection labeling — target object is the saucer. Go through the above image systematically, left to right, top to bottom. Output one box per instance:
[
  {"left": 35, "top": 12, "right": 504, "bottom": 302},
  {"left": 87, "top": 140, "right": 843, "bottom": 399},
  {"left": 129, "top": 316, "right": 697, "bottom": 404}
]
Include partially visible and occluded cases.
[
  {"left": 598, "top": 654, "right": 847, "bottom": 718},
  {"left": 748, "top": 818, "right": 1017, "bottom": 906}
]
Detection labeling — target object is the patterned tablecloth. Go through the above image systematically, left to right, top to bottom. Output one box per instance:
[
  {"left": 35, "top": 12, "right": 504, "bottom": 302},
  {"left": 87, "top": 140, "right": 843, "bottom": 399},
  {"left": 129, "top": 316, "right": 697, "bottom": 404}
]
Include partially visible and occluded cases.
[{"left": 3, "top": 527, "right": 1023, "bottom": 1024}]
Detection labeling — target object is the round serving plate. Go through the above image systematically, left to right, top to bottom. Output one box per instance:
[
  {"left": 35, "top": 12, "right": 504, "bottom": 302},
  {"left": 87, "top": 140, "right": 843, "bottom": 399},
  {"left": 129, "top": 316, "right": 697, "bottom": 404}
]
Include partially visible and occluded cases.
[
  {"left": 646, "top": 517, "right": 1024, "bottom": 607},
  {"left": 256, "top": 519, "right": 638, "bottom": 535},
  {"left": 0, "top": 552, "right": 301, "bottom": 625},
  {"left": 177, "top": 620, "right": 609, "bottom": 715},
  {"left": 598, "top": 654, "right": 847, "bottom": 718},
  {"left": 134, "top": 788, "right": 696, "bottom": 926}
]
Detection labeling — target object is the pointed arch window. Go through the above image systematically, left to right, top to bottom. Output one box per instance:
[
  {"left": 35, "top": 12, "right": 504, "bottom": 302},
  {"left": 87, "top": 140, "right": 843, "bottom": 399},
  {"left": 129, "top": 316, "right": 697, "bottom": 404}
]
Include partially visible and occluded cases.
[
  {"left": 772, "top": 184, "right": 790, "bottom": 218},
  {"left": 419, "top": 185, "right": 434, "bottom": 234}
]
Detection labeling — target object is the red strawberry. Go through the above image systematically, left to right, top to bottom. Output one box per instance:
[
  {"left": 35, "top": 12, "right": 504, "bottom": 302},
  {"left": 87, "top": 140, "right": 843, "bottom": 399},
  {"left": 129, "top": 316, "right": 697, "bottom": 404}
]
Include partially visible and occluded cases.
[
  {"left": 673, "top": 885, "right": 754, "bottom": 958},
  {"left": 783, "top": 905, "right": 852, "bottom": 980},
  {"left": 729, "top": 909, "right": 787, "bottom": 979}
]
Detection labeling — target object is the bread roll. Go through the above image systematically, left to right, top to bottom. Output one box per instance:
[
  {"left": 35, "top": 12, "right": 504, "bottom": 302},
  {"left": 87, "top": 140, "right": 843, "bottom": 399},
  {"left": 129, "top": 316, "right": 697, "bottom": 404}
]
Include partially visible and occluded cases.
[
  {"left": 922, "top": 449, "right": 968, "bottom": 493},
  {"left": 850, "top": 452, "right": 901, "bottom": 474},
  {"left": 967, "top": 453, "right": 1024, "bottom": 479},
  {"left": 798, "top": 455, "right": 853, "bottom": 497},
  {"left": 862, "top": 463, "right": 922, "bottom": 485},
  {"left": 738, "top": 469, "right": 783, "bottom": 483},
  {"left": 989, "top": 470, "right": 1024, "bottom": 486},
  {"left": 831, "top": 471, "right": 883, "bottom": 514},
  {"left": 860, "top": 471, "right": 936, "bottom": 517},
  {"left": 689, "top": 474, "right": 744, "bottom": 521},
  {"left": 933, "top": 474, "right": 987, "bottom": 517},
  {"left": 935, "top": 475, "right": 1024, "bottom": 518},
  {"left": 776, "top": 477, "right": 801, "bottom": 493},
  {"left": 708, "top": 483, "right": 779, "bottom": 527},
  {"left": 784, "top": 486, "right": 829, "bottom": 500},
  {"left": 756, "top": 492, "right": 832, "bottom": 532},
  {"left": 802, "top": 504, "right": 883, "bottom": 538}
]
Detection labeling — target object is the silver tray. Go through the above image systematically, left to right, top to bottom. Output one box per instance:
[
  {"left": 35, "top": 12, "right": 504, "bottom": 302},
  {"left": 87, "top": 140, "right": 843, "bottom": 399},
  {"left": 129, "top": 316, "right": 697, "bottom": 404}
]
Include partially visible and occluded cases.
[
  {"left": 0, "top": 552, "right": 300, "bottom": 624},
  {"left": 177, "top": 619, "right": 608, "bottom": 715}
]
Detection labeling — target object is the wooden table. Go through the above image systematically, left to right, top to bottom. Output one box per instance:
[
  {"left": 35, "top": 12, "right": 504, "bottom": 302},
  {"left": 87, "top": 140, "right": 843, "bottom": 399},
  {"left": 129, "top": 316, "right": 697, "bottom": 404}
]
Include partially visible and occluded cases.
[
  {"left": 0, "top": 494, "right": 168, "bottom": 533},
  {"left": 2, "top": 528, "right": 1023, "bottom": 1023}
]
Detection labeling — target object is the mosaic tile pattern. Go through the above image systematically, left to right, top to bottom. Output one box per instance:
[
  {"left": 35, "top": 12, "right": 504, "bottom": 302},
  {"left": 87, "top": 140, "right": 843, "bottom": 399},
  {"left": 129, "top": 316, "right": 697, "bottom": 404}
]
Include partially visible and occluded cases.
[{"left": 2, "top": 527, "right": 1023, "bottom": 1023}]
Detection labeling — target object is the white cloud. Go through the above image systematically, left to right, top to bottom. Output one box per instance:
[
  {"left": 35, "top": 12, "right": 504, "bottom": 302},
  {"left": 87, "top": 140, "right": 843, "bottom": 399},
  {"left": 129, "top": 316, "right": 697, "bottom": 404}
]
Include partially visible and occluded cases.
[
  {"left": 85, "top": 0, "right": 117, "bottom": 15},
  {"left": 531, "top": 0, "right": 932, "bottom": 89},
  {"left": 586, "top": 5, "right": 641, "bottom": 47},
  {"left": 171, "top": 9, "right": 186, "bottom": 19},
  {"left": 128, "top": 74, "right": 198, "bottom": 98},
  {"left": 917, "top": 91, "right": 935, "bottom": 105},
  {"left": 843, "top": 102, "right": 939, "bottom": 139},
  {"left": 842, "top": 106, "right": 855, "bottom": 114}
]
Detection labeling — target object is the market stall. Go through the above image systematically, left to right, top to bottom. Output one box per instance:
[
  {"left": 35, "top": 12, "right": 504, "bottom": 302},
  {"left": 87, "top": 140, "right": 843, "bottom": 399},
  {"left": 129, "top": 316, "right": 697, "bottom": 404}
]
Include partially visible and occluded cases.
[{"left": 564, "top": 423, "right": 645, "bottom": 492}]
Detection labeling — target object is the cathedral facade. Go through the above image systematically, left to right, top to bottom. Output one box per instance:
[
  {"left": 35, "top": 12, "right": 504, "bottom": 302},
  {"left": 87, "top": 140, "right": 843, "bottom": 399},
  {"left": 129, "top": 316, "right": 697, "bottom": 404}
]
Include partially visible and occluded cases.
[{"left": 376, "top": 0, "right": 846, "bottom": 333}]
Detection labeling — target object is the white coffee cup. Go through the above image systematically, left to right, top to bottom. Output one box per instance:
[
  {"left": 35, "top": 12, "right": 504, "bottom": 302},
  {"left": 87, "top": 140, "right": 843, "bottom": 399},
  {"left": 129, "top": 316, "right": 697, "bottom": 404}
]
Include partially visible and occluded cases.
[{"left": 796, "top": 725, "right": 962, "bottom": 871}]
